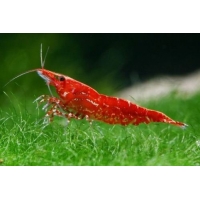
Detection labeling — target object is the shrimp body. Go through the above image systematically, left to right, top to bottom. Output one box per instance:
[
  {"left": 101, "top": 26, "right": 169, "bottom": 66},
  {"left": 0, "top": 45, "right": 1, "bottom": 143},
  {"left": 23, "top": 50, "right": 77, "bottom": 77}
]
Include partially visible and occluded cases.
[{"left": 37, "top": 69, "right": 186, "bottom": 128}]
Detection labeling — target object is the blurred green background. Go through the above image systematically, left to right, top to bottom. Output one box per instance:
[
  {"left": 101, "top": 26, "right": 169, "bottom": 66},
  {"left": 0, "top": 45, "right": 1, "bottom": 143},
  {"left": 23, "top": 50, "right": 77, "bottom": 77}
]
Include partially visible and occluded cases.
[{"left": 1, "top": 33, "right": 200, "bottom": 108}]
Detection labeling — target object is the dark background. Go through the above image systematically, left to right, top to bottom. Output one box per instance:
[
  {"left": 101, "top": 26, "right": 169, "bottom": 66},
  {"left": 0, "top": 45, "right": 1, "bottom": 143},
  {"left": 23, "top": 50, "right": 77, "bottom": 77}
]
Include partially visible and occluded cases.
[{"left": 1, "top": 34, "right": 200, "bottom": 106}]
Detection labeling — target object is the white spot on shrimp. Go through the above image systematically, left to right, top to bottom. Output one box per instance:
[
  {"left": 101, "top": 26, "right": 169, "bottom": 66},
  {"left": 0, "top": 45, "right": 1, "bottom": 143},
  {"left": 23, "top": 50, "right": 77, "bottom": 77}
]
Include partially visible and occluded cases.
[
  {"left": 71, "top": 88, "right": 76, "bottom": 93},
  {"left": 62, "top": 92, "right": 68, "bottom": 97},
  {"left": 81, "top": 92, "right": 87, "bottom": 95},
  {"left": 86, "top": 99, "right": 99, "bottom": 107},
  {"left": 128, "top": 101, "right": 131, "bottom": 107},
  {"left": 103, "top": 103, "right": 109, "bottom": 107},
  {"left": 52, "top": 109, "right": 57, "bottom": 113}
]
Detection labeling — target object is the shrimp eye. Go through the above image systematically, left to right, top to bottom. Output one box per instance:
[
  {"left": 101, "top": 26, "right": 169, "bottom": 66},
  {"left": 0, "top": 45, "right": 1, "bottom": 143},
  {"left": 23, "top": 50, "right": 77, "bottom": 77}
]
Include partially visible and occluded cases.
[{"left": 59, "top": 76, "right": 65, "bottom": 81}]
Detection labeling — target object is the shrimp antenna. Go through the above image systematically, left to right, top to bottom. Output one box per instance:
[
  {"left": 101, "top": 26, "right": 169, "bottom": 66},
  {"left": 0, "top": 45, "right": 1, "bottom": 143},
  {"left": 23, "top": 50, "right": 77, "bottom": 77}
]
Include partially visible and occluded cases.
[
  {"left": 40, "top": 44, "right": 49, "bottom": 68},
  {"left": 4, "top": 69, "right": 38, "bottom": 87},
  {"left": 47, "top": 83, "right": 54, "bottom": 97}
]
